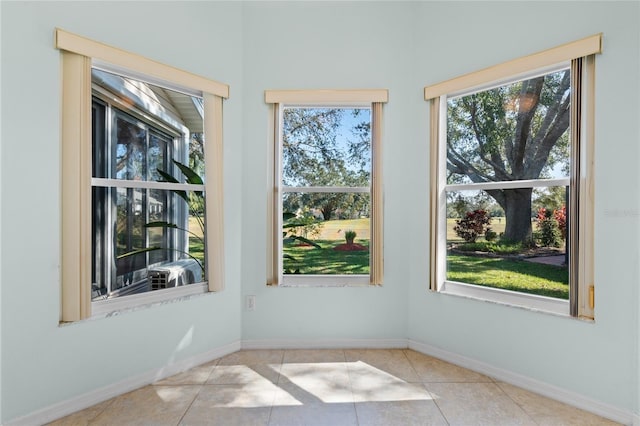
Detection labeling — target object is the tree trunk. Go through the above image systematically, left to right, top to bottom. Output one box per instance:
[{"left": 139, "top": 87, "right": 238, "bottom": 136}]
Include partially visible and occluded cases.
[
  {"left": 502, "top": 188, "right": 533, "bottom": 243},
  {"left": 320, "top": 202, "right": 335, "bottom": 221}
]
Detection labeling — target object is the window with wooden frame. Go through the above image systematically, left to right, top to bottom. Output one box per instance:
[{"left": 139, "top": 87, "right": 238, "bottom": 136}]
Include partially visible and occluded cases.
[
  {"left": 56, "top": 29, "right": 228, "bottom": 322},
  {"left": 425, "top": 34, "right": 601, "bottom": 318},
  {"left": 265, "top": 90, "right": 387, "bottom": 287}
]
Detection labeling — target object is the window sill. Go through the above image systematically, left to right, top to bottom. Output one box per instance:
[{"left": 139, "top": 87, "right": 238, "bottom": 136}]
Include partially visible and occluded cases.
[
  {"left": 279, "top": 275, "right": 371, "bottom": 288},
  {"left": 439, "top": 280, "right": 569, "bottom": 317},
  {"left": 88, "top": 282, "right": 209, "bottom": 320}
]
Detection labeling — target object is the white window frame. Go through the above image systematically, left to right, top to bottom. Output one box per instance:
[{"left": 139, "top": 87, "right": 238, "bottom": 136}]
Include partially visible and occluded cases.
[
  {"left": 56, "top": 28, "right": 228, "bottom": 322},
  {"left": 425, "top": 34, "right": 601, "bottom": 319},
  {"left": 265, "top": 90, "right": 387, "bottom": 287}
]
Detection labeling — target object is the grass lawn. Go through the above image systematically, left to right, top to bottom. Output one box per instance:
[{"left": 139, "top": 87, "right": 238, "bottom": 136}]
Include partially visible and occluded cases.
[
  {"left": 188, "top": 217, "right": 205, "bottom": 265},
  {"left": 284, "top": 239, "right": 369, "bottom": 274},
  {"left": 447, "top": 254, "right": 568, "bottom": 299}
]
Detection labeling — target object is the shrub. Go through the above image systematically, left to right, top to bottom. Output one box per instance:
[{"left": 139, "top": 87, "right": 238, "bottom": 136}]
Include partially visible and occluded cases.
[
  {"left": 554, "top": 205, "right": 567, "bottom": 240},
  {"left": 535, "top": 207, "right": 562, "bottom": 247},
  {"left": 454, "top": 209, "right": 491, "bottom": 243},
  {"left": 484, "top": 228, "right": 497, "bottom": 242},
  {"left": 344, "top": 229, "right": 357, "bottom": 244},
  {"left": 456, "top": 240, "right": 523, "bottom": 255}
]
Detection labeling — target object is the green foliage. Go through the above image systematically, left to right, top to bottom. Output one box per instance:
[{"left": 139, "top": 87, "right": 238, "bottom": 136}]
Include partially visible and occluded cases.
[
  {"left": 446, "top": 70, "right": 571, "bottom": 243},
  {"left": 282, "top": 108, "right": 371, "bottom": 220},
  {"left": 118, "top": 160, "right": 205, "bottom": 273},
  {"left": 535, "top": 208, "right": 562, "bottom": 248},
  {"left": 454, "top": 209, "right": 491, "bottom": 243},
  {"left": 282, "top": 212, "right": 322, "bottom": 274},
  {"left": 484, "top": 228, "right": 497, "bottom": 242},
  {"left": 344, "top": 229, "right": 357, "bottom": 243},
  {"left": 455, "top": 240, "right": 523, "bottom": 255}
]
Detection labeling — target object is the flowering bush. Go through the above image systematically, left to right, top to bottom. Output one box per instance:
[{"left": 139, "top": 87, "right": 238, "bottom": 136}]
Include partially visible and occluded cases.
[
  {"left": 554, "top": 206, "right": 567, "bottom": 240},
  {"left": 535, "top": 207, "right": 563, "bottom": 248},
  {"left": 454, "top": 209, "right": 491, "bottom": 243}
]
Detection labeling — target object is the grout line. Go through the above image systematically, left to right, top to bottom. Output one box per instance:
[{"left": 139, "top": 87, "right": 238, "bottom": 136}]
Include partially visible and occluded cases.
[
  {"left": 494, "top": 382, "right": 541, "bottom": 426},
  {"left": 175, "top": 384, "right": 205, "bottom": 426},
  {"left": 424, "top": 384, "right": 451, "bottom": 426},
  {"left": 85, "top": 398, "right": 115, "bottom": 425}
]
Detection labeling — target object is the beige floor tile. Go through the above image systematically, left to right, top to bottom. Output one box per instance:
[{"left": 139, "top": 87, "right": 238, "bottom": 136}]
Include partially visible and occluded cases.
[
  {"left": 344, "top": 348, "right": 409, "bottom": 364},
  {"left": 283, "top": 349, "right": 346, "bottom": 363},
  {"left": 345, "top": 349, "right": 421, "bottom": 382},
  {"left": 218, "top": 350, "right": 284, "bottom": 366},
  {"left": 405, "top": 350, "right": 492, "bottom": 383},
  {"left": 154, "top": 360, "right": 218, "bottom": 386},
  {"left": 278, "top": 362, "right": 353, "bottom": 404},
  {"left": 279, "top": 362, "right": 351, "bottom": 385},
  {"left": 207, "top": 363, "right": 281, "bottom": 385},
  {"left": 274, "top": 377, "right": 354, "bottom": 405},
  {"left": 351, "top": 377, "right": 432, "bottom": 403},
  {"left": 192, "top": 382, "right": 279, "bottom": 408},
  {"left": 428, "top": 382, "right": 536, "bottom": 425},
  {"left": 497, "top": 382, "right": 622, "bottom": 425},
  {"left": 180, "top": 383, "right": 276, "bottom": 425},
  {"left": 90, "top": 385, "right": 201, "bottom": 426},
  {"left": 46, "top": 400, "right": 113, "bottom": 426},
  {"left": 355, "top": 400, "right": 449, "bottom": 426},
  {"left": 269, "top": 402, "right": 358, "bottom": 426},
  {"left": 181, "top": 406, "right": 272, "bottom": 426}
]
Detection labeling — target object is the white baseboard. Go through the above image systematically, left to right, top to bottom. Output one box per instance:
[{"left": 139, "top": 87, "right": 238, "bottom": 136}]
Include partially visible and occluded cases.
[
  {"left": 241, "top": 338, "right": 408, "bottom": 350},
  {"left": 408, "top": 339, "right": 634, "bottom": 426},
  {"left": 5, "top": 340, "right": 241, "bottom": 426}
]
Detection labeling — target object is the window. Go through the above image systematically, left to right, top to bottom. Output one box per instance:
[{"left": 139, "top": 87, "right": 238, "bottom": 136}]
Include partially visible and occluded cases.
[
  {"left": 56, "top": 29, "right": 228, "bottom": 322},
  {"left": 425, "top": 35, "right": 601, "bottom": 318},
  {"left": 91, "top": 68, "right": 205, "bottom": 301},
  {"left": 265, "top": 90, "right": 387, "bottom": 286}
]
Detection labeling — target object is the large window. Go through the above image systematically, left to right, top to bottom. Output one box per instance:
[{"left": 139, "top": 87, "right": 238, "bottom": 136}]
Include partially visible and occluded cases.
[
  {"left": 56, "top": 29, "right": 228, "bottom": 322},
  {"left": 426, "top": 35, "right": 601, "bottom": 318},
  {"left": 91, "top": 68, "right": 206, "bottom": 300},
  {"left": 265, "top": 90, "right": 387, "bottom": 286}
]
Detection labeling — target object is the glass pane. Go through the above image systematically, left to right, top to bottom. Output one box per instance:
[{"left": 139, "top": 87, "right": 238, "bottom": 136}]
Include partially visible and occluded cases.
[
  {"left": 91, "top": 67, "right": 206, "bottom": 182},
  {"left": 446, "top": 69, "right": 571, "bottom": 185},
  {"left": 282, "top": 107, "right": 371, "bottom": 187},
  {"left": 115, "top": 114, "right": 147, "bottom": 181},
  {"left": 148, "top": 131, "right": 170, "bottom": 182},
  {"left": 92, "top": 187, "right": 206, "bottom": 300},
  {"left": 114, "top": 187, "right": 146, "bottom": 290},
  {"left": 148, "top": 188, "right": 170, "bottom": 265},
  {"left": 445, "top": 188, "right": 569, "bottom": 299},
  {"left": 282, "top": 192, "right": 370, "bottom": 275}
]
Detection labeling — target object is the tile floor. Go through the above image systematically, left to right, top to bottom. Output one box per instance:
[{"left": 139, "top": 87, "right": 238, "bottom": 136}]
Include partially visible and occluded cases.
[{"left": 49, "top": 349, "right": 620, "bottom": 425}]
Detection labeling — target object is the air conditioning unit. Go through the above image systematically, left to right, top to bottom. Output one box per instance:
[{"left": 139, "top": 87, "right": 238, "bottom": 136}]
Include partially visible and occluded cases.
[{"left": 148, "top": 259, "right": 203, "bottom": 290}]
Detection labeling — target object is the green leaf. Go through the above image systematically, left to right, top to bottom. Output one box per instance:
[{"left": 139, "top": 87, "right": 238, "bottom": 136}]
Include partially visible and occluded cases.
[
  {"left": 172, "top": 160, "right": 204, "bottom": 197},
  {"left": 173, "top": 160, "right": 204, "bottom": 185},
  {"left": 156, "top": 169, "right": 189, "bottom": 203},
  {"left": 156, "top": 169, "right": 179, "bottom": 183},
  {"left": 144, "top": 221, "right": 178, "bottom": 229},
  {"left": 116, "top": 247, "right": 161, "bottom": 260}
]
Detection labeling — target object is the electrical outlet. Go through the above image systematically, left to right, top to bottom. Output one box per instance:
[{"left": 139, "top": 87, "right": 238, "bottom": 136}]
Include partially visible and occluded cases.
[{"left": 246, "top": 295, "right": 256, "bottom": 311}]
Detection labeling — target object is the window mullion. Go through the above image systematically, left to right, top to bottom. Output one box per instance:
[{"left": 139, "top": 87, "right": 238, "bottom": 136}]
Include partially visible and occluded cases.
[{"left": 282, "top": 186, "right": 370, "bottom": 193}]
